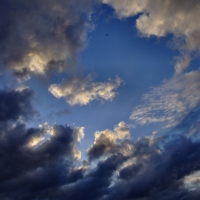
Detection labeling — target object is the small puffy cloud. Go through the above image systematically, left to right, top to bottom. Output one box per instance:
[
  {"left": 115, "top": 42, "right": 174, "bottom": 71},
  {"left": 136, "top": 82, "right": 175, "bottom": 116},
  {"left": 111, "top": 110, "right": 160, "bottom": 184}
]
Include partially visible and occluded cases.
[
  {"left": 0, "top": 0, "right": 97, "bottom": 77},
  {"left": 102, "top": 0, "right": 200, "bottom": 73},
  {"left": 130, "top": 69, "right": 200, "bottom": 130},
  {"left": 49, "top": 75, "right": 122, "bottom": 106},
  {"left": 87, "top": 122, "right": 130, "bottom": 160}
]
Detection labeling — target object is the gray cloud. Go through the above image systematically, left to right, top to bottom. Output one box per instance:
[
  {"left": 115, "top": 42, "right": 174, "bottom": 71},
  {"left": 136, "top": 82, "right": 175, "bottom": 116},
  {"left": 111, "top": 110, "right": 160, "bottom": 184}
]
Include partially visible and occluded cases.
[{"left": 0, "top": 0, "right": 98, "bottom": 77}]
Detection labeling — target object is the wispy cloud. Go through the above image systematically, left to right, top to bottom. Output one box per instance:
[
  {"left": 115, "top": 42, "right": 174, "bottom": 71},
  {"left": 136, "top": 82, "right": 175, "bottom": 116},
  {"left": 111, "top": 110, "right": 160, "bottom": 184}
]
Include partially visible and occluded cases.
[{"left": 131, "top": 69, "right": 200, "bottom": 129}]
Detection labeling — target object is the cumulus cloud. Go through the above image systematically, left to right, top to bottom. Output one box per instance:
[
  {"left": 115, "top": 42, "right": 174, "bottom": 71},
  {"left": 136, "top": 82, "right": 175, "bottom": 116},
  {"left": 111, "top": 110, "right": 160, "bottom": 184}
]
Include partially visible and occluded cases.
[
  {"left": 0, "top": 0, "right": 98, "bottom": 77},
  {"left": 102, "top": 0, "right": 200, "bottom": 73},
  {"left": 130, "top": 69, "right": 200, "bottom": 130},
  {"left": 49, "top": 75, "right": 122, "bottom": 106},
  {"left": 87, "top": 121, "right": 130, "bottom": 160}
]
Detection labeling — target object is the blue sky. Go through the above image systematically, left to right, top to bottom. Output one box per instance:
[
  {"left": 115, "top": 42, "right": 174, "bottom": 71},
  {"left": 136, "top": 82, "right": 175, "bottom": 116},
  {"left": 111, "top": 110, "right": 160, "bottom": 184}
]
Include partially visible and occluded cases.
[{"left": 1, "top": 1, "right": 200, "bottom": 199}]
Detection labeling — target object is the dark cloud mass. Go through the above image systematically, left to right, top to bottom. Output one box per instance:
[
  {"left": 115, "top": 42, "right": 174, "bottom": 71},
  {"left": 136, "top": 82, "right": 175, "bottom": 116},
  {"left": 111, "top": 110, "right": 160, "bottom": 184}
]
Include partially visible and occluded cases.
[
  {"left": 0, "top": 0, "right": 97, "bottom": 77},
  {"left": 0, "top": 88, "right": 34, "bottom": 121},
  {"left": 1, "top": 94, "right": 200, "bottom": 199},
  {"left": 0, "top": 121, "right": 85, "bottom": 199}
]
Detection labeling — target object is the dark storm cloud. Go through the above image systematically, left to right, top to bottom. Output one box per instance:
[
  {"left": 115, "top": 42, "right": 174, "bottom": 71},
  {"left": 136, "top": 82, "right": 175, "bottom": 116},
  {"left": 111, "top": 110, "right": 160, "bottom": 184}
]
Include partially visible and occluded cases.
[
  {"left": 0, "top": 0, "right": 98, "bottom": 77},
  {"left": 1, "top": 87, "right": 200, "bottom": 199},
  {"left": 0, "top": 88, "right": 34, "bottom": 121},
  {"left": 2, "top": 103, "right": 200, "bottom": 199},
  {"left": 86, "top": 108, "right": 200, "bottom": 200},
  {"left": 0, "top": 122, "right": 85, "bottom": 200},
  {"left": 104, "top": 136, "right": 200, "bottom": 200},
  {"left": 58, "top": 153, "right": 127, "bottom": 200}
]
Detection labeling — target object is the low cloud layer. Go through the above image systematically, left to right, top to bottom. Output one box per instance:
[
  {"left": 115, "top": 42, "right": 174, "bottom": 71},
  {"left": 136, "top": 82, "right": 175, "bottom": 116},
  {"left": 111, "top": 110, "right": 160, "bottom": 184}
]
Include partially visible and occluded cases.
[
  {"left": 0, "top": 0, "right": 97, "bottom": 77},
  {"left": 103, "top": 0, "right": 200, "bottom": 73},
  {"left": 131, "top": 69, "right": 200, "bottom": 130},
  {"left": 49, "top": 76, "right": 122, "bottom": 106},
  {"left": 1, "top": 87, "right": 200, "bottom": 199}
]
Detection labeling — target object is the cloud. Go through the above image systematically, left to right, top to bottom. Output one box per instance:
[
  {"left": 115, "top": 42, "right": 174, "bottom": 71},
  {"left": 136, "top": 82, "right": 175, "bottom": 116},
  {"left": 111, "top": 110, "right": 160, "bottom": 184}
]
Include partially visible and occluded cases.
[
  {"left": 0, "top": 0, "right": 98, "bottom": 77},
  {"left": 102, "top": 0, "right": 200, "bottom": 73},
  {"left": 130, "top": 69, "right": 200, "bottom": 130},
  {"left": 49, "top": 75, "right": 122, "bottom": 106},
  {"left": 1, "top": 86, "right": 200, "bottom": 199},
  {"left": 0, "top": 88, "right": 34, "bottom": 121},
  {"left": 63, "top": 111, "right": 200, "bottom": 200},
  {"left": 0, "top": 121, "right": 85, "bottom": 199},
  {"left": 114, "top": 121, "right": 130, "bottom": 139},
  {"left": 87, "top": 122, "right": 130, "bottom": 160},
  {"left": 104, "top": 134, "right": 200, "bottom": 200}
]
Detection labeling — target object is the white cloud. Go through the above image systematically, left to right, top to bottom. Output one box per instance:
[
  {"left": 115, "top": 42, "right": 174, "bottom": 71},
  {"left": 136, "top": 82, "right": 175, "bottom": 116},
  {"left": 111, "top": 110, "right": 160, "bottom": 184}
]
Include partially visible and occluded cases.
[
  {"left": 102, "top": 0, "right": 200, "bottom": 73},
  {"left": 130, "top": 69, "right": 200, "bottom": 129},
  {"left": 49, "top": 75, "right": 122, "bottom": 106}
]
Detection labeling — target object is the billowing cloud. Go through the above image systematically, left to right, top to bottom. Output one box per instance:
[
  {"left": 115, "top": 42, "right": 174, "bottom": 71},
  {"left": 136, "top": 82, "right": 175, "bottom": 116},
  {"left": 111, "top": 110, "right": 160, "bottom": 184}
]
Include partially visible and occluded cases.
[
  {"left": 0, "top": 0, "right": 98, "bottom": 77},
  {"left": 102, "top": 0, "right": 200, "bottom": 73},
  {"left": 131, "top": 69, "right": 200, "bottom": 130},
  {"left": 49, "top": 75, "right": 122, "bottom": 106},
  {"left": 1, "top": 86, "right": 200, "bottom": 200},
  {"left": 0, "top": 120, "right": 86, "bottom": 199}
]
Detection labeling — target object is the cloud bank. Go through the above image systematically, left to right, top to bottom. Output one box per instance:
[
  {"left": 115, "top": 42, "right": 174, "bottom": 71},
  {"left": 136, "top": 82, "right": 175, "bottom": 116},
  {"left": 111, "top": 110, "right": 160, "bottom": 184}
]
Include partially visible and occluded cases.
[
  {"left": 0, "top": 57, "right": 197, "bottom": 200},
  {"left": 1, "top": 90, "right": 200, "bottom": 199}
]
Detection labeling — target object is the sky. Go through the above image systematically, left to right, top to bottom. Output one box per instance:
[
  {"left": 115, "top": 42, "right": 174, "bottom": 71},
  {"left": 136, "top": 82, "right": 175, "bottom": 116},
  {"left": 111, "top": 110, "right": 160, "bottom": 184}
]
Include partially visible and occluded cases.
[{"left": 1, "top": 0, "right": 200, "bottom": 199}]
